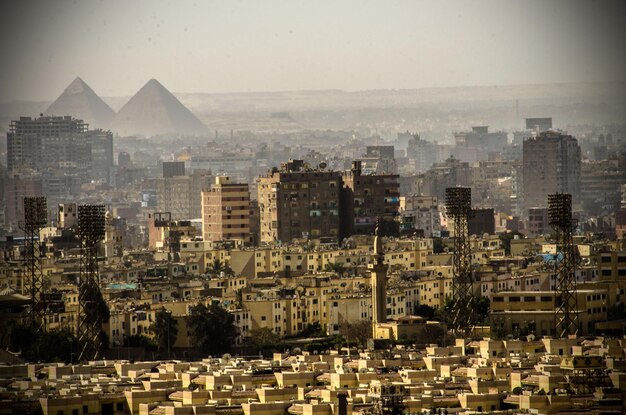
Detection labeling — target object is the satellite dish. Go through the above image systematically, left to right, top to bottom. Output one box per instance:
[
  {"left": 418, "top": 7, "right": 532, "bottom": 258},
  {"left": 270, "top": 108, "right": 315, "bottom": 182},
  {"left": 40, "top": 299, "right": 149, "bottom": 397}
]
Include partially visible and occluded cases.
[{"left": 319, "top": 162, "right": 327, "bottom": 169}]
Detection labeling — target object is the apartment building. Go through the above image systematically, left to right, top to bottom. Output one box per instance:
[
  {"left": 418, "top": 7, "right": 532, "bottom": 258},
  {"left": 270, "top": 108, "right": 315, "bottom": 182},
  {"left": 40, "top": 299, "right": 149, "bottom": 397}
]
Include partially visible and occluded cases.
[
  {"left": 522, "top": 131, "right": 581, "bottom": 214},
  {"left": 257, "top": 160, "right": 341, "bottom": 244},
  {"left": 341, "top": 161, "right": 400, "bottom": 237},
  {"left": 201, "top": 176, "right": 252, "bottom": 245},
  {"left": 399, "top": 195, "right": 441, "bottom": 237},
  {"left": 490, "top": 289, "right": 608, "bottom": 336}
]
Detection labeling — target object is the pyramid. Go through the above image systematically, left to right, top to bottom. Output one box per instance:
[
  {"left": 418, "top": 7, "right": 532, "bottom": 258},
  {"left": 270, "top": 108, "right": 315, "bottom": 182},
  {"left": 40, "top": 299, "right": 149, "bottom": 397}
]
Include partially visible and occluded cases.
[
  {"left": 46, "top": 77, "right": 115, "bottom": 129},
  {"left": 111, "top": 79, "right": 208, "bottom": 136}
]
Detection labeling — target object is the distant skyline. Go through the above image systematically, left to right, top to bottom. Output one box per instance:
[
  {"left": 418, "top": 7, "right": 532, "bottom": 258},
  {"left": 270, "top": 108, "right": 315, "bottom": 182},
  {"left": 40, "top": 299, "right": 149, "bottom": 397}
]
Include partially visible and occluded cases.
[{"left": 1, "top": 0, "right": 625, "bottom": 102}]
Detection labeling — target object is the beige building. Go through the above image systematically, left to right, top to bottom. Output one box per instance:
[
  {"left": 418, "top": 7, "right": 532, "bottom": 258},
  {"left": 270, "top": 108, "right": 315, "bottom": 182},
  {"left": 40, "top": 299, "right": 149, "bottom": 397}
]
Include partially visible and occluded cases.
[
  {"left": 201, "top": 176, "right": 252, "bottom": 245},
  {"left": 490, "top": 289, "right": 609, "bottom": 336}
]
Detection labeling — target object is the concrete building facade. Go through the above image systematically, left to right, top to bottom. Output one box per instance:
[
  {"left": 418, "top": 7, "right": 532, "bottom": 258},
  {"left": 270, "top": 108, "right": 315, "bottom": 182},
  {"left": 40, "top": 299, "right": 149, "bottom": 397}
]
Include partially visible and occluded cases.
[
  {"left": 522, "top": 131, "right": 581, "bottom": 215},
  {"left": 257, "top": 160, "right": 341, "bottom": 244},
  {"left": 341, "top": 161, "right": 400, "bottom": 238},
  {"left": 201, "top": 176, "right": 252, "bottom": 245}
]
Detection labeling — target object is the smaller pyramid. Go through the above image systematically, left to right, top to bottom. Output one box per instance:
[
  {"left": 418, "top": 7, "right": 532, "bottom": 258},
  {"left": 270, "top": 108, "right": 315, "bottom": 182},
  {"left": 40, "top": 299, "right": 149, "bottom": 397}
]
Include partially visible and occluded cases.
[
  {"left": 46, "top": 77, "right": 115, "bottom": 128},
  {"left": 111, "top": 79, "right": 208, "bottom": 136}
]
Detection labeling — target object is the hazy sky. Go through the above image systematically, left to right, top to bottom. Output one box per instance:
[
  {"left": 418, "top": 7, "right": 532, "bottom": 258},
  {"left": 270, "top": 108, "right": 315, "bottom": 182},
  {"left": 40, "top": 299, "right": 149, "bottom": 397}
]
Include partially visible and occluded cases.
[{"left": 1, "top": 0, "right": 625, "bottom": 101}]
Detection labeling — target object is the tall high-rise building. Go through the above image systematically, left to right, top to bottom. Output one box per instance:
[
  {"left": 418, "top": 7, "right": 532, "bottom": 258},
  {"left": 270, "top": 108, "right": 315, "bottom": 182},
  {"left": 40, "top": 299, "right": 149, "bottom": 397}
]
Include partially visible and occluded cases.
[
  {"left": 6, "top": 115, "right": 113, "bottom": 184},
  {"left": 525, "top": 117, "right": 553, "bottom": 133},
  {"left": 522, "top": 131, "right": 581, "bottom": 214},
  {"left": 406, "top": 133, "right": 440, "bottom": 173},
  {"left": 357, "top": 145, "right": 397, "bottom": 174},
  {"left": 257, "top": 160, "right": 341, "bottom": 244},
  {"left": 162, "top": 161, "right": 186, "bottom": 178},
  {"left": 341, "top": 161, "right": 400, "bottom": 237},
  {"left": 156, "top": 170, "right": 212, "bottom": 221},
  {"left": 4, "top": 174, "right": 43, "bottom": 228},
  {"left": 201, "top": 176, "right": 252, "bottom": 244}
]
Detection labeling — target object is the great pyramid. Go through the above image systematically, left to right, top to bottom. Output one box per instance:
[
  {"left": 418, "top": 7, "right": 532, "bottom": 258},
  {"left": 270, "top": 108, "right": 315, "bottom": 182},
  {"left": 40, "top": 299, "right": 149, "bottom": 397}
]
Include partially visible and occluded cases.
[
  {"left": 46, "top": 77, "right": 115, "bottom": 129},
  {"left": 111, "top": 79, "right": 208, "bottom": 136}
]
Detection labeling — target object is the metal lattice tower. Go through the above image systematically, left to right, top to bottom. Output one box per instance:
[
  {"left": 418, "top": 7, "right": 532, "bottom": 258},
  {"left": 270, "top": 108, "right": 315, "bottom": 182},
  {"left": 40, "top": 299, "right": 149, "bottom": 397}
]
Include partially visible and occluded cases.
[
  {"left": 445, "top": 187, "right": 474, "bottom": 335},
  {"left": 548, "top": 193, "right": 579, "bottom": 338},
  {"left": 21, "top": 197, "right": 48, "bottom": 331},
  {"left": 77, "top": 204, "right": 107, "bottom": 361}
]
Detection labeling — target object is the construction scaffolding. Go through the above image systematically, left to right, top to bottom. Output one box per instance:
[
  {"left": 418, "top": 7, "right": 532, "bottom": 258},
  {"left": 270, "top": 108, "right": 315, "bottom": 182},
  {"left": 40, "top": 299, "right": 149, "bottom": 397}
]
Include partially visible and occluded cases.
[
  {"left": 445, "top": 187, "right": 474, "bottom": 335},
  {"left": 548, "top": 193, "right": 579, "bottom": 338},
  {"left": 21, "top": 196, "right": 48, "bottom": 331},
  {"left": 77, "top": 204, "right": 107, "bottom": 361}
]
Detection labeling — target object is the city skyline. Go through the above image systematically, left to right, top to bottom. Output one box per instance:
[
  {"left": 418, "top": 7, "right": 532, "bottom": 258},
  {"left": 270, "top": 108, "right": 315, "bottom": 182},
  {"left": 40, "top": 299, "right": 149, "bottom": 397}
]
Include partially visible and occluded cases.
[{"left": 1, "top": 0, "right": 625, "bottom": 101}]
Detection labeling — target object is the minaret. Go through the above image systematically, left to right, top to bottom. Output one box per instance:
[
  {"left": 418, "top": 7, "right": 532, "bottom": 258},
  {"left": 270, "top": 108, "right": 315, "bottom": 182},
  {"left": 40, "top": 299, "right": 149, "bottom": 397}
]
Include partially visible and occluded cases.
[{"left": 370, "top": 218, "right": 389, "bottom": 337}]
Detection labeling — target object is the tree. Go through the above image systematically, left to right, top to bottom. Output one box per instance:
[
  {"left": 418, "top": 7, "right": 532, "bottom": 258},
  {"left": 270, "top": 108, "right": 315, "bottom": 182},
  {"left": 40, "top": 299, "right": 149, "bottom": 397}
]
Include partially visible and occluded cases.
[
  {"left": 379, "top": 218, "right": 400, "bottom": 238},
  {"left": 499, "top": 231, "right": 524, "bottom": 256},
  {"left": 432, "top": 237, "right": 444, "bottom": 254},
  {"left": 209, "top": 258, "right": 227, "bottom": 274},
  {"left": 324, "top": 263, "right": 347, "bottom": 278},
  {"left": 474, "top": 296, "right": 491, "bottom": 325},
  {"left": 434, "top": 297, "right": 455, "bottom": 322},
  {"left": 188, "top": 303, "right": 237, "bottom": 356},
  {"left": 414, "top": 304, "right": 436, "bottom": 319},
  {"left": 150, "top": 308, "right": 178, "bottom": 357},
  {"left": 339, "top": 319, "right": 371, "bottom": 348},
  {"left": 298, "top": 322, "right": 326, "bottom": 338},
  {"left": 415, "top": 324, "right": 446, "bottom": 346},
  {"left": 7, "top": 325, "right": 81, "bottom": 363},
  {"left": 245, "top": 327, "right": 280, "bottom": 353},
  {"left": 123, "top": 334, "right": 157, "bottom": 351}
]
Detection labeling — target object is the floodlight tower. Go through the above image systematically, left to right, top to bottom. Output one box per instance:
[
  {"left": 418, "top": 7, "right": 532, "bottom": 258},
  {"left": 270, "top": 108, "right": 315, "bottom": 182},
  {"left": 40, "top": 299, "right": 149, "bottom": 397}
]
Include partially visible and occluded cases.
[
  {"left": 445, "top": 187, "right": 474, "bottom": 335},
  {"left": 548, "top": 193, "right": 579, "bottom": 338},
  {"left": 21, "top": 197, "right": 48, "bottom": 331},
  {"left": 77, "top": 204, "right": 107, "bottom": 361}
]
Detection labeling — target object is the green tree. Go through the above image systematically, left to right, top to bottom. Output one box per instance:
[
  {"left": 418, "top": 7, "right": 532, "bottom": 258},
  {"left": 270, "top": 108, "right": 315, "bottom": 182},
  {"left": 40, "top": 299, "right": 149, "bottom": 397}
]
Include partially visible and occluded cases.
[
  {"left": 379, "top": 218, "right": 400, "bottom": 238},
  {"left": 499, "top": 231, "right": 524, "bottom": 256},
  {"left": 432, "top": 237, "right": 444, "bottom": 254},
  {"left": 209, "top": 258, "right": 227, "bottom": 274},
  {"left": 324, "top": 263, "right": 347, "bottom": 277},
  {"left": 474, "top": 296, "right": 491, "bottom": 324},
  {"left": 434, "top": 297, "right": 455, "bottom": 322},
  {"left": 188, "top": 303, "right": 237, "bottom": 356},
  {"left": 413, "top": 304, "right": 436, "bottom": 319},
  {"left": 150, "top": 308, "right": 178, "bottom": 357},
  {"left": 339, "top": 319, "right": 371, "bottom": 348},
  {"left": 298, "top": 322, "right": 326, "bottom": 337},
  {"left": 414, "top": 324, "right": 447, "bottom": 346},
  {"left": 8, "top": 325, "right": 81, "bottom": 363},
  {"left": 245, "top": 327, "right": 280, "bottom": 353},
  {"left": 123, "top": 334, "right": 157, "bottom": 351}
]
